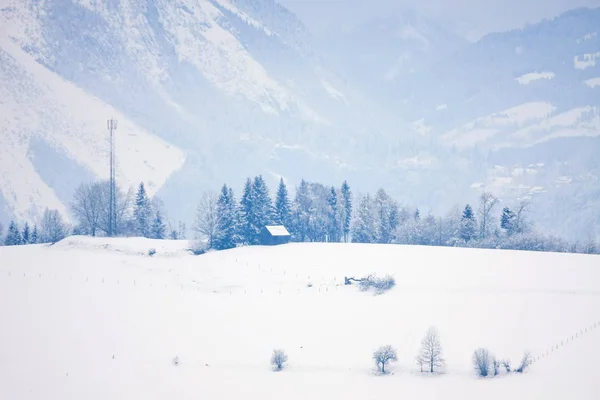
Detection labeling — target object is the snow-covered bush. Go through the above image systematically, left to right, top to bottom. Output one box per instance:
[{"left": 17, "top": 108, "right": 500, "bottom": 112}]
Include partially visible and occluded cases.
[
  {"left": 190, "top": 239, "right": 207, "bottom": 255},
  {"left": 148, "top": 248, "right": 156, "bottom": 257},
  {"left": 357, "top": 274, "right": 396, "bottom": 294},
  {"left": 373, "top": 345, "right": 397, "bottom": 374},
  {"left": 472, "top": 348, "right": 492, "bottom": 377},
  {"left": 270, "top": 349, "right": 288, "bottom": 371},
  {"left": 172, "top": 356, "right": 179, "bottom": 366},
  {"left": 501, "top": 359, "right": 511, "bottom": 373}
]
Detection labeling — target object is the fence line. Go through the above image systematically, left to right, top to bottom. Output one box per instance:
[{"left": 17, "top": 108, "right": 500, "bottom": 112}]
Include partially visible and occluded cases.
[{"left": 529, "top": 320, "right": 600, "bottom": 366}]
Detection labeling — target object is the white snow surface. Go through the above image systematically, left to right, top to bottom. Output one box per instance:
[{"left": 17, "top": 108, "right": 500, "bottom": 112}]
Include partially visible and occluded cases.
[
  {"left": 574, "top": 52, "right": 600, "bottom": 70},
  {"left": 515, "top": 72, "right": 555, "bottom": 85},
  {"left": 585, "top": 77, "right": 600, "bottom": 88},
  {"left": 1, "top": 237, "right": 599, "bottom": 399}
]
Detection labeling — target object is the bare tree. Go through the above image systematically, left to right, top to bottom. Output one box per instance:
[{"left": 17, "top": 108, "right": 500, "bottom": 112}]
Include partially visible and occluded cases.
[
  {"left": 71, "top": 182, "right": 104, "bottom": 236},
  {"left": 98, "top": 183, "right": 134, "bottom": 236},
  {"left": 194, "top": 192, "right": 219, "bottom": 249},
  {"left": 478, "top": 192, "right": 498, "bottom": 239},
  {"left": 514, "top": 200, "right": 531, "bottom": 234},
  {"left": 39, "top": 208, "right": 69, "bottom": 244},
  {"left": 416, "top": 327, "right": 445, "bottom": 373},
  {"left": 373, "top": 345, "right": 397, "bottom": 374},
  {"left": 472, "top": 348, "right": 492, "bottom": 377},
  {"left": 270, "top": 349, "right": 288, "bottom": 371},
  {"left": 515, "top": 351, "right": 532, "bottom": 373}
]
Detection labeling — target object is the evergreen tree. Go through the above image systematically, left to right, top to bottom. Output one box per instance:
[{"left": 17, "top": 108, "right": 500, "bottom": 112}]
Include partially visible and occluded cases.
[
  {"left": 252, "top": 175, "right": 273, "bottom": 230},
  {"left": 239, "top": 178, "right": 256, "bottom": 244},
  {"left": 274, "top": 178, "right": 292, "bottom": 228},
  {"left": 291, "top": 179, "right": 312, "bottom": 242},
  {"left": 340, "top": 181, "right": 352, "bottom": 243},
  {"left": 134, "top": 182, "right": 152, "bottom": 237},
  {"left": 214, "top": 185, "right": 239, "bottom": 250},
  {"left": 327, "top": 186, "right": 341, "bottom": 242},
  {"left": 375, "top": 188, "right": 395, "bottom": 244},
  {"left": 351, "top": 194, "right": 376, "bottom": 243},
  {"left": 459, "top": 204, "right": 477, "bottom": 243},
  {"left": 500, "top": 207, "right": 516, "bottom": 236},
  {"left": 414, "top": 208, "right": 421, "bottom": 221},
  {"left": 151, "top": 210, "right": 166, "bottom": 239},
  {"left": 4, "top": 221, "right": 22, "bottom": 246},
  {"left": 0, "top": 222, "right": 3, "bottom": 245},
  {"left": 22, "top": 222, "right": 30, "bottom": 244},
  {"left": 31, "top": 225, "right": 39, "bottom": 244}
]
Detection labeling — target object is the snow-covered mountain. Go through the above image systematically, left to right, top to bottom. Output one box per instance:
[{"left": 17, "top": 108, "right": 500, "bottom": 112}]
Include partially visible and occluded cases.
[{"left": 0, "top": 1, "right": 599, "bottom": 240}]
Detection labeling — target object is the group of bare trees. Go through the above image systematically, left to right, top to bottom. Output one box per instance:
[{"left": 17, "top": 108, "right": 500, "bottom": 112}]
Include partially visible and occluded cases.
[
  {"left": 70, "top": 181, "right": 186, "bottom": 240},
  {"left": 71, "top": 181, "right": 132, "bottom": 237},
  {"left": 373, "top": 327, "right": 445, "bottom": 375},
  {"left": 472, "top": 348, "right": 531, "bottom": 377}
]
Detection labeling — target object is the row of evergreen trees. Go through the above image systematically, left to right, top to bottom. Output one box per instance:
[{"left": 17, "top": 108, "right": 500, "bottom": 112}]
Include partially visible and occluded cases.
[
  {"left": 2, "top": 176, "right": 598, "bottom": 255},
  {"left": 194, "top": 176, "right": 352, "bottom": 250},
  {"left": 194, "top": 177, "right": 599, "bottom": 255},
  {"left": 1, "top": 209, "right": 69, "bottom": 246}
]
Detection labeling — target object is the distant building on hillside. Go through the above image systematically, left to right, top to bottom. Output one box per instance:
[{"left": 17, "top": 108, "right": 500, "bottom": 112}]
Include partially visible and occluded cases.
[{"left": 260, "top": 225, "right": 291, "bottom": 246}]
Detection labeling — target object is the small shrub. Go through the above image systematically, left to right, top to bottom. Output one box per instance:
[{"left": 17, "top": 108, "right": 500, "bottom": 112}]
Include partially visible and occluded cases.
[
  {"left": 190, "top": 240, "right": 207, "bottom": 255},
  {"left": 148, "top": 248, "right": 156, "bottom": 257},
  {"left": 358, "top": 274, "right": 396, "bottom": 294},
  {"left": 373, "top": 345, "right": 398, "bottom": 374},
  {"left": 472, "top": 348, "right": 492, "bottom": 377},
  {"left": 271, "top": 349, "right": 288, "bottom": 371},
  {"left": 516, "top": 351, "right": 531, "bottom": 373},
  {"left": 492, "top": 357, "right": 500, "bottom": 376},
  {"left": 501, "top": 359, "right": 511, "bottom": 373}
]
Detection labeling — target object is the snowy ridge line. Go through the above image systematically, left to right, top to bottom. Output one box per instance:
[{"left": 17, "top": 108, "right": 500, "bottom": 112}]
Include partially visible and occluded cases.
[{"left": 530, "top": 320, "right": 600, "bottom": 365}]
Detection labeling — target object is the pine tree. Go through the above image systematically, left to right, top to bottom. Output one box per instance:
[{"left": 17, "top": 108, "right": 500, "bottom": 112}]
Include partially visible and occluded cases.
[
  {"left": 252, "top": 175, "right": 273, "bottom": 232},
  {"left": 239, "top": 178, "right": 256, "bottom": 245},
  {"left": 274, "top": 178, "right": 292, "bottom": 229},
  {"left": 291, "top": 179, "right": 312, "bottom": 242},
  {"left": 340, "top": 181, "right": 352, "bottom": 243},
  {"left": 134, "top": 182, "right": 152, "bottom": 237},
  {"left": 214, "top": 185, "right": 239, "bottom": 250},
  {"left": 327, "top": 186, "right": 341, "bottom": 242},
  {"left": 375, "top": 188, "right": 394, "bottom": 244},
  {"left": 351, "top": 194, "right": 376, "bottom": 243},
  {"left": 460, "top": 204, "right": 477, "bottom": 243},
  {"left": 500, "top": 207, "right": 516, "bottom": 236},
  {"left": 414, "top": 208, "right": 421, "bottom": 221},
  {"left": 151, "top": 210, "right": 166, "bottom": 239},
  {"left": 4, "top": 221, "right": 22, "bottom": 246},
  {"left": 22, "top": 222, "right": 30, "bottom": 244},
  {"left": 31, "top": 225, "right": 39, "bottom": 244}
]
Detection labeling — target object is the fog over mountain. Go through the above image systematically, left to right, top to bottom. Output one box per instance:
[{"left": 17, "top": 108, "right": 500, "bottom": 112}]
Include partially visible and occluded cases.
[{"left": 1, "top": 0, "right": 599, "bottom": 241}]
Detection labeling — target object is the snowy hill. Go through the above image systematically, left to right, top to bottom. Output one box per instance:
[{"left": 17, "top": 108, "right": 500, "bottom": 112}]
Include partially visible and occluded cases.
[
  {"left": 0, "top": 2, "right": 599, "bottom": 241},
  {"left": 1, "top": 237, "right": 600, "bottom": 399}
]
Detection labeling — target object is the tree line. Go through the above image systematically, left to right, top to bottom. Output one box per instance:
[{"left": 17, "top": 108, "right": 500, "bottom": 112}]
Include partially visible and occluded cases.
[
  {"left": 1, "top": 176, "right": 598, "bottom": 255},
  {"left": 192, "top": 176, "right": 599, "bottom": 254}
]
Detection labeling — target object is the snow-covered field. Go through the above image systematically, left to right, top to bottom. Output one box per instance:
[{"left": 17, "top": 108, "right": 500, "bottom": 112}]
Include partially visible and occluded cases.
[{"left": 1, "top": 237, "right": 599, "bottom": 399}]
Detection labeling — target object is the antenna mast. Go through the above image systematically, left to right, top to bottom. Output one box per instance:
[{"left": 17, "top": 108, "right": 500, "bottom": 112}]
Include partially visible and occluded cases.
[{"left": 107, "top": 118, "right": 118, "bottom": 237}]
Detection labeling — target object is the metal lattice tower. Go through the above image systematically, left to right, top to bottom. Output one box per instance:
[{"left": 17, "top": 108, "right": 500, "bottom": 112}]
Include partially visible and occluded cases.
[{"left": 107, "top": 118, "right": 118, "bottom": 237}]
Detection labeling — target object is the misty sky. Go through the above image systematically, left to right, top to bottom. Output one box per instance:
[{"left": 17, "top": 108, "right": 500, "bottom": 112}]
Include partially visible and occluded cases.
[{"left": 279, "top": 0, "right": 600, "bottom": 40}]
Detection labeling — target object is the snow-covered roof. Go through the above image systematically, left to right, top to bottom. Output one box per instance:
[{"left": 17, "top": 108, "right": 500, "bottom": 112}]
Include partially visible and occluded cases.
[{"left": 265, "top": 225, "right": 290, "bottom": 237}]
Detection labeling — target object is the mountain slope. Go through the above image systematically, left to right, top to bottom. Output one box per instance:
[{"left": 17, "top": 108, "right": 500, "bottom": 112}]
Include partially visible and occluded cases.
[{"left": 0, "top": 2, "right": 599, "bottom": 241}]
